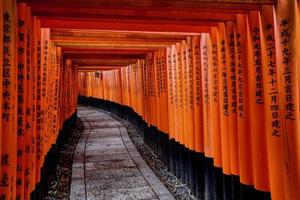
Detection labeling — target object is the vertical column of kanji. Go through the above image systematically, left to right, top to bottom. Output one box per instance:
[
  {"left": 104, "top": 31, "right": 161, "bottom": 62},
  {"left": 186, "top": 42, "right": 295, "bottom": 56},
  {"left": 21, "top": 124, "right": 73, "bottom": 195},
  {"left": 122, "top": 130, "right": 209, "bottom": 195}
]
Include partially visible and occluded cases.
[
  {"left": 0, "top": 0, "right": 3, "bottom": 179},
  {"left": 275, "top": 0, "right": 300, "bottom": 199},
  {"left": 0, "top": 1, "right": 17, "bottom": 199},
  {"left": 275, "top": 1, "right": 300, "bottom": 199},
  {"left": 11, "top": 2, "right": 18, "bottom": 199},
  {"left": 16, "top": 4, "right": 27, "bottom": 200},
  {"left": 24, "top": 5, "right": 32, "bottom": 199},
  {"left": 260, "top": 6, "right": 285, "bottom": 200},
  {"left": 24, "top": 9, "right": 34, "bottom": 199},
  {"left": 246, "top": 11, "right": 270, "bottom": 192},
  {"left": 235, "top": 13, "right": 253, "bottom": 187},
  {"left": 29, "top": 16, "right": 38, "bottom": 195},
  {"left": 35, "top": 19, "right": 42, "bottom": 184},
  {"left": 225, "top": 22, "right": 239, "bottom": 176},
  {"left": 217, "top": 23, "right": 231, "bottom": 175},
  {"left": 210, "top": 27, "right": 221, "bottom": 168},
  {"left": 40, "top": 28, "right": 50, "bottom": 163},
  {"left": 200, "top": 33, "right": 212, "bottom": 157},
  {"left": 206, "top": 33, "right": 214, "bottom": 158},
  {"left": 192, "top": 36, "right": 204, "bottom": 153},
  {"left": 186, "top": 37, "right": 194, "bottom": 150},
  {"left": 45, "top": 39, "right": 51, "bottom": 151},
  {"left": 48, "top": 42, "right": 54, "bottom": 144},
  {"left": 181, "top": 42, "right": 188, "bottom": 147},
  {"left": 176, "top": 43, "right": 184, "bottom": 145},
  {"left": 51, "top": 44, "right": 58, "bottom": 143},
  {"left": 171, "top": 45, "right": 179, "bottom": 142},
  {"left": 53, "top": 47, "right": 61, "bottom": 140},
  {"left": 166, "top": 47, "right": 174, "bottom": 139},
  {"left": 160, "top": 51, "right": 169, "bottom": 134},
  {"left": 154, "top": 52, "right": 161, "bottom": 131},
  {"left": 157, "top": 52, "right": 164, "bottom": 131},
  {"left": 151, "top": 53, "right": 158, "bottom": 128},
  {"left": 146, "top": 54, "right": 152, "bottom": 127},
  {"left": 58, "top": 56, "right": 65, "bottom": 130},
  {"left": 147, "top": 56, "right": 152, "bottom": 126},
  {"left": 66, "top": 57, "right": 71, "bottom": 117},
  {"left": 63, "top": 59, "right": 67, "bottom": 119},
  {"left": 67, "top": 60, "right": 72, "bottom": 117},
  {"left": 142, "top": 60, "right": 147, "bottom": 121},
  {"left": 138, "top": 61, "right": 144, "bottom": 117},
  {"left": 143, "top": 61, "right": 148, "bottom": 124},
  {"left": 135, "top": 62, "right": 140, "bottom": 115},
  {"left": 72, "top": 64, "right": 77, "bottom": 113},
  {"left": 74, "top": 64, "right": 78, "bottom": 109},
  {"left": 129, "top": 64, "right": 137, "bottom": 110},
  {"left": 135, "top": 64, "right": 139, "bottom": 110},
  {"left": 123, "top": 67, "right": 129, "bottom": 106},
  {"left": 126, "top": 67, "right": 130, "bottom": 108},
  {"left": 118, "top": 69, "right": 122, "bottom": 104},
  {"left": 119, "top": 69, "right": 123, "bottom": 104},
  {"left": 122, "top": 69, "right": 126, "bottom": 106},
  {"left": 87, "top": 70, "right": 91, "bottom": 98},
  {"left": 109, "top": 70, "right": 112, "bottom": 101},
  {"left": 114, "top": 70, "right": 117, "bottom": 103},
  {"left": 98, "top": 71, "right": 103, "bottom": 99},
  {"left": 110, "top": 71, "right": 113, "bottom": 101},
  {"left": 111, "top": 71, "right": 114, "bottom": 102},
  {"left": 111, "top": 71, "right": 114, "bottom": 101},
  {"left": 112, "top": 71, "right": 114, "bottom": 101},
  {"left": 79, "top": 72, "right": 82, "bottom": 96},
  {"left": 84, "top": 72, "right": 87, "bottom": 97},
  {"left": 100, "top": 72, "right": 104, "bottom": 99},
  {"left": 106, "top": 72, "right": 109, "bottom": 100},
  {"left": 77, "top": 73, "right": 80, "bottom": 96},
  {"left": 80, "top": 73, "right": 84, "bottom": 96},
  {"left": 80, "top": 73, "right": 83, "bottom": 96}
]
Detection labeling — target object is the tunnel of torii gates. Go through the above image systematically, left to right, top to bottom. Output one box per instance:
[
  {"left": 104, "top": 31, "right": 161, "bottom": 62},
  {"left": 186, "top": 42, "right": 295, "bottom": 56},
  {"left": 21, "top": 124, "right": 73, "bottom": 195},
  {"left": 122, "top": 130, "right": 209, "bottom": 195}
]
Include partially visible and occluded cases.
[{"left": 0, "top": 0, "right": 300, "bottom": 200}]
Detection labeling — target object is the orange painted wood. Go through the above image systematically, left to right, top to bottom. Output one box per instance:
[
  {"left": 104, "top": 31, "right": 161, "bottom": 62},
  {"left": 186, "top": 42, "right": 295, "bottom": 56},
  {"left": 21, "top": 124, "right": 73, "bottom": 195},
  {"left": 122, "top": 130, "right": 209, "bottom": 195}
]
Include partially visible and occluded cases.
[
  {"left": 0, "top": 0, "right": 3, "bottom": 181},
  {"left": 0, "top": 1, "right": 18, "bottom": 200},
  {"left": 274, "top": 1, "right": 300, "bottom": 199},
  {"left": 17, "top": 4, "right": 28, "bottom": 200},
  {"left": 259, "top": 5, "right": 285, "bottom": 200},
  {"left": 247, "top": 11, "right": 270, "bottom": 192},
  {"left": 235, "top": 13, "right": 253, "bottom": 186},
  {"left": 225, "top": 21, "right": 239, "bottom": 176},
  {"left": 217, "top": 23, "right": 231, "bottom": 174},
  {"left": 209, "top": 27, "right": 222, "bottom": 168},
  {"left": 192, "top": 36, "right": 204, "bottom": 153},
  {"left": 186, "top": 37, "right": 195, "bottom": 151},
  {"left": 181, "top": 40, "right": 188, "bottom": 148},
  {"left": 176, "top": 43, "right": 184, "bottom": 145},
  {"left": 166, "top": 46, "right": 175, "bottom": 139}
]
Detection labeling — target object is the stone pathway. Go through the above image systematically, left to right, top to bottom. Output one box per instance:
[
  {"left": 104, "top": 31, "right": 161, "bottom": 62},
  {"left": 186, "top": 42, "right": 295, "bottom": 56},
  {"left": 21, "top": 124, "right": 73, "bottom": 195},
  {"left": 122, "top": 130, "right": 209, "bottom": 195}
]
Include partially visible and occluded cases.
[{"left": 70, "top": 105, "right": 175, "bottom": 200}]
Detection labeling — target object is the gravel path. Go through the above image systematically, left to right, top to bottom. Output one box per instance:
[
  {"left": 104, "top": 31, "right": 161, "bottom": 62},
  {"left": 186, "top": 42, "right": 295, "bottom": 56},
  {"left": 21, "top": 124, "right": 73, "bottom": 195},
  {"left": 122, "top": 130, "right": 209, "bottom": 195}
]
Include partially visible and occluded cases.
[{"left": 70, "top": 105, "right": 175, "bottom": 200}]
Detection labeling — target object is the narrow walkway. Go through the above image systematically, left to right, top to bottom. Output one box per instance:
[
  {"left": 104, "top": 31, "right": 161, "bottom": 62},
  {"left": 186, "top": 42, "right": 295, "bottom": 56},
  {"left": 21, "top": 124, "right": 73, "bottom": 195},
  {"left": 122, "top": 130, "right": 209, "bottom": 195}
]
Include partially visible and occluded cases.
[{"left": 70, "top": 106, "right": 175, "bottom": 200}]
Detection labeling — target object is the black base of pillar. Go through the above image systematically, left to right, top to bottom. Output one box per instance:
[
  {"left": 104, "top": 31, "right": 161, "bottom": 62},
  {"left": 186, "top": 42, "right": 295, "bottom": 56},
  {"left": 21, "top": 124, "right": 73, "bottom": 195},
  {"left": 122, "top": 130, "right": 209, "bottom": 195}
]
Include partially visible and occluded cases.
[{"left": 30, "top": 111, "right": 77, "bottom": 200}]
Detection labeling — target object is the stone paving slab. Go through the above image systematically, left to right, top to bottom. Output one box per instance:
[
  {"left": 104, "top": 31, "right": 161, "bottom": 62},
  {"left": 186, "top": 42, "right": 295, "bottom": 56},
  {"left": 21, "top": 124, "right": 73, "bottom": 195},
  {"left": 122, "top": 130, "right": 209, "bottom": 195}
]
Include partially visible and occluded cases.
[{"left": 70, "top": 105, "right": 175, "bottom": 200}]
